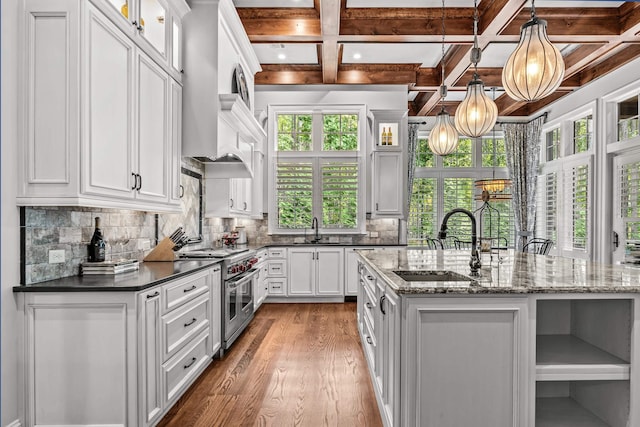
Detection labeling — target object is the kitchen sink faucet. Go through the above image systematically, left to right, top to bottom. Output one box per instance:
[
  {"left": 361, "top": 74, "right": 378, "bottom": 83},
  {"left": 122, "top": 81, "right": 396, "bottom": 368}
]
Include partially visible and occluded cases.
[
  {"left": 437, "top": 208, "right": 481, "bottom": 276},
  {"left": 311, "top": 216, "right": 321, "bottom": 243}
]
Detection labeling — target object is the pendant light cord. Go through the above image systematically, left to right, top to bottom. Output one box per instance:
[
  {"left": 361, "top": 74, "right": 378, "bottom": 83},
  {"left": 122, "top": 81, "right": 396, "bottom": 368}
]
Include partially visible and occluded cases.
[
  {"left": 440, "top": 0, "right": 446, "bottom": 105},
  {"left": 472, "top": 0, "right": 479, "bottom": 75},
  {"left": 530, "top": 0, "right": 536, "bottom": 19}
]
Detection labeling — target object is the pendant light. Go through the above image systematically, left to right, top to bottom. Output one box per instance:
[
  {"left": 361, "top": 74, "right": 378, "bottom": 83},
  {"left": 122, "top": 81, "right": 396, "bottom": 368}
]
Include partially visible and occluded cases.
[
  {"left": 428, "top": 0, "right": 459, "bottom": 156},
  {"left": 455, "top": 0, "right": 498, "bottom": 138},
  {"left": 501, "top": 0, "right": 565, "bottom": 102}
]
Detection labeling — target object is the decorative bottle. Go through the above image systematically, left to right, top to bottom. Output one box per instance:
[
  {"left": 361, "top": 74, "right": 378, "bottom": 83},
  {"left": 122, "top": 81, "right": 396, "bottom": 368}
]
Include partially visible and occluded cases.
[
  {"left": 387, "top": 126, "right": 393, "bottom": 145},
  {"left": 382, "top": 127, "right": 388, "bottom": 145},
  {"left": 89, "top": 217, "right": 106, "bottom": 262}
]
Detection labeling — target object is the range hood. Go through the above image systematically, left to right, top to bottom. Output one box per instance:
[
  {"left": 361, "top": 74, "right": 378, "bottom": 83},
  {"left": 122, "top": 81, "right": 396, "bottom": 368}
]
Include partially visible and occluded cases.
[
  {"left": 181, "top": 0, "right": 264, "bottom": 179},
  {"left": 195, "top": 150, "right": 253, "bottom": 179}
]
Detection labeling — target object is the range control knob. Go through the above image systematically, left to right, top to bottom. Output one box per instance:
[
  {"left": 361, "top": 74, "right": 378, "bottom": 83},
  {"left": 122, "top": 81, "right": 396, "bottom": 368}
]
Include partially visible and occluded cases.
[
  {"left": 239, "top": 264, "right": 246, "bottom": 272},
  {"left": 230, "top": 266, "right": 238, "bottom": 274}
]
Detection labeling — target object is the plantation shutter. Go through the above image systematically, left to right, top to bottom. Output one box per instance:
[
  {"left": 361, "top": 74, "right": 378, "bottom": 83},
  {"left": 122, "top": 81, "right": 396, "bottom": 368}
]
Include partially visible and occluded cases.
[
  {"left": 619, "top": 160, "right": 640, "bottom": 244},
  {"left": 321, "top": 161, "right": 359, "bottom": 228},
  {"left": 276, "top": 162, "right": 314, "bottom": 229},
  {"left": 564, "top": 163, "right": 589, "bottom": 251},
  {"left": 537, "top": 172, "right": 558, "bottom": 244},
  {"left": 408, "top": 177, "right": 438, "bottom": 246},
  {"left": 442, "top": 178, "right": 474, "bottom": 243}
]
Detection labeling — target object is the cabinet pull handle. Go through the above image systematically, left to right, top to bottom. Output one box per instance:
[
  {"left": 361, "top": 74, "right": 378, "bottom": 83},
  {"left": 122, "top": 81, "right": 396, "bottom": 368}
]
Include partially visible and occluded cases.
[
  {"left": 180, "top": 69, "right": 185, "bottom": 74},
  {"left": 131, "top": 172, "right": 137, "bottom": 190},
  {"left": 137, "top": 174, "right": 142, "bottom": 190},
  {"left": 179, "top": 185, "right": 184, "bottom": 198},
  {"left": 230, "top": 198, "right": 234, "bottom": 208},
  {"left": 243, "top": 202, "right": 247, "bottom": 210},
  {"left": 376, "top": 203, "right": 379, "bottom": 211},
  {"left": 367, "top": 275, "right": 374, "bottom": 280},
  {"left": 183, "top": 285, "right": 197, "bottom": 293},
  {"left": 146, "top": 291, "right": 159, "bottom": 299},
  {"left": 380, "top": 295, "right": 387, "bottom": 315},
  {"left": 366, "top": 302, "right": 372, "bottom": 309},
  {"left": 184, "top": 317, "right": 197, "bottom": 327},
  {"left": 366, "top": 336, "right": 373, "bottom": 345},
  {"left": 183, "top": 357, "right": 197, "bottom": 369}
]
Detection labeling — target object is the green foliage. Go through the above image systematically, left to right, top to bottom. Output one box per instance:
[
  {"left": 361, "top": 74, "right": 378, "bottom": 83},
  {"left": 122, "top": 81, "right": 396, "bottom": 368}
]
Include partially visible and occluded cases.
[
  {"left": 277, "top": 114, "right": 312, "bottom": 151},
  {"left": 322, "top": 114, "right": 358, "bottom": 151},
  {"left": 573, "top": 115, "right": 592, "bottom": 153},
  {"left": 416, "top": 138, "right": 435, "bottom": 168},
  {"left": 442, "top": 138, "right": 473, "bottom": 168},
  {"left": 482, "top": 138, "right": 507, "bottom": 167},
  {"left": 408, "top": 178, "right": 437, "bottom": 245}
]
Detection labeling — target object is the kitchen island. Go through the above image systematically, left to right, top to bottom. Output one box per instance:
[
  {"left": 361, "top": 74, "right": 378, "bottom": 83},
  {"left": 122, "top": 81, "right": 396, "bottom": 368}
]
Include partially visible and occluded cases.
[{"left": 357, "top": 248, "right": 640, "bottom": 427}]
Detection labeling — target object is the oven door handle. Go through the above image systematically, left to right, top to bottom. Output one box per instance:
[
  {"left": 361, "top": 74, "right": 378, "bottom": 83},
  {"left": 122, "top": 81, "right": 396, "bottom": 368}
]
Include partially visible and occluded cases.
[{"left": 227, "top": 269, "right": 258, "bottom": 290}]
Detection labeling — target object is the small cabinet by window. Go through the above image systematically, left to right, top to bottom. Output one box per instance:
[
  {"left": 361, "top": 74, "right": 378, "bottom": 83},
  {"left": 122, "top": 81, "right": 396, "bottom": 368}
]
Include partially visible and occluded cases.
[{"left": 288, "top": 247, "right": 344, "bottom": 297}]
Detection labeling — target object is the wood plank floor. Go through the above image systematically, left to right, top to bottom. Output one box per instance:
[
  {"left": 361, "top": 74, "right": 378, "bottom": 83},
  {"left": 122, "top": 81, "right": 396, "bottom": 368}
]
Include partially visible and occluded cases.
[{"left": 158, "top": 302, "right": 382, "bottom": 427}]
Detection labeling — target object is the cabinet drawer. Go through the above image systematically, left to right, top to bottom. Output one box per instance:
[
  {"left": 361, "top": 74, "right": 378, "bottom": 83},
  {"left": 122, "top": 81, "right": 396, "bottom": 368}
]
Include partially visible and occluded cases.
[
  {"left": 268, "top": 248, "right": 287, "bottom": 259},
  {"left": 256, "top": 249, "right": 268, "bottom": 263},
  {"left": 267, "top": 260, "right": 286, "bottom": 277},
  {"left": 361, "top": 265, "right": 377, "bottom": 295},
  {"left": 162, "top": 269, "right": 210, "bottom": 313},
  {"left": 267, "top": 278, "right": 286, "bottom": 295},
  {"left": 363, "top": 285, "right": 377, "bottom": 335},
  {"left": 162, "top": 294, "right": 210, "bottom": 360},
  {"left": 362, "top": 313, "right": 376, "bottom": 367},
  {"left": 163, "top": 329, "right": 210, "bottom": 406}
]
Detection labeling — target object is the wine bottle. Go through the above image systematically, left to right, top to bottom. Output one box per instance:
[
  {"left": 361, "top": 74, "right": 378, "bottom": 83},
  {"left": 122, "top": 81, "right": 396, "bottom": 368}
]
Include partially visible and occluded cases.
[
  {"left": 387, "top": 126, "right": 393, "bottom": 145},
  {"left": 382, "top": 127, "right": 388, "bottom": 145},
  {"left": 89, "top": 216, "right": 106, "bottom": 262}
]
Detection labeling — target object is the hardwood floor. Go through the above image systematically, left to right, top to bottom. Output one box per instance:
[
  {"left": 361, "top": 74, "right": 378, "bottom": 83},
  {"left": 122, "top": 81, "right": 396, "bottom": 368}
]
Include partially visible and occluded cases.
[{"left": 158, "top": 303, "right": 382, "bottom": 427}]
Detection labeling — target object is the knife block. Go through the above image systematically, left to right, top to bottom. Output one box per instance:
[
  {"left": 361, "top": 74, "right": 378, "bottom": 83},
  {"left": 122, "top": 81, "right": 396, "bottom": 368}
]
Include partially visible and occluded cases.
[{"left": 143, "top": 237, "right": 178, "bottom": 262}]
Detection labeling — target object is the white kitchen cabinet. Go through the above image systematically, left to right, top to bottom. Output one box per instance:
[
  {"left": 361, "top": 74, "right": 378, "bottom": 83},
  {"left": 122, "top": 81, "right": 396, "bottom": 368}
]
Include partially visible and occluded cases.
[
  {"left": 18, "top": 0, "right": 181, "bottom": 213},
  {"left": 89, "top": 0, "right": 188, "bottom": 82},
  {"left": 169, "top": 79, "right": 183, "bottom": 205},
  {"left": 370, "top": 110, "right": 407, "bottom": 219},
  {"left": 372, "top": 151, "right": 405, "bottom": 218},
  {"left": 204, "top": 177, "right": 253, "bottom": 218},
  {"left": 287, "top": 247, "right": 344, "bottom": 298},
  {"left": 345, "top": 247, "right": 373, "bottom": 296},
  {"left": 253, "top": 249, "right": 269, "bottom": 310},
  {"left": 19, "top": 265, "right": 218, "bottom": 427},
  {"left": 210, "top": 265, "right": 222, "bottom": 356},
  {"left": 139, "top": 287, "right": 163, "bottom": 426}
]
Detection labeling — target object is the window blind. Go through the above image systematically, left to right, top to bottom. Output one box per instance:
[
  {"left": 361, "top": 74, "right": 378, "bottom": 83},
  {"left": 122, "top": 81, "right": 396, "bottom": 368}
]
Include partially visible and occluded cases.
[
  {"left": 276, "top": 162, "right": 313, "bottom": 228},
  {"left": 321, "top": 162, "right": 359, "bottom": 228},
  {"left": 566, "top": 164, "right": 589, "bottom": 250},
  {"left": 408, "top": 178, "right": 437, "bottom": 246},
  {"left": 443, "top": 178, "right": 474, "bottom": 242}
]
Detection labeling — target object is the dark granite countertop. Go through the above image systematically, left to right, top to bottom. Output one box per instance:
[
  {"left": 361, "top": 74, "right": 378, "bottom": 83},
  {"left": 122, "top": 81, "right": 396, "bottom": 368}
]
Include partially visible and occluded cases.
[
  {"left": 251, "top": 243, "right": 407, "bottom": 249},
  {"left": 358, "top": 248, "right": 640, "bottom": 295},
  {"left": 13, "top": 259, "right": 222, "bottom": 292}
]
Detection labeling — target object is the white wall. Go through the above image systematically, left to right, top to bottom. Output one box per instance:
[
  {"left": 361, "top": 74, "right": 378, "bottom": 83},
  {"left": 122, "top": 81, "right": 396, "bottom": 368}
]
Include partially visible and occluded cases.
[
  {"left": 2, "top": 0, "right": 23, "bottom": 424},
  {"left": 254, "top": 84, "right": 408, "bottom": 112}
]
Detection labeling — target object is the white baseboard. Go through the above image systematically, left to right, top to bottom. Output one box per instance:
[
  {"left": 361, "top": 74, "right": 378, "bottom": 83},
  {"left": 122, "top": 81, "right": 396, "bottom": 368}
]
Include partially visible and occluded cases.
[{"left": 6, "top": 420, "right": 21, "bottom": 427}]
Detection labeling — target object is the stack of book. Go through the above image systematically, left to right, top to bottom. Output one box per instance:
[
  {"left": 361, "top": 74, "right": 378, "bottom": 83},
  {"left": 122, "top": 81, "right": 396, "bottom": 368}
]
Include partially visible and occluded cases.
[{"left": 81, "top": 259, "right": 140, "bottom": 275}]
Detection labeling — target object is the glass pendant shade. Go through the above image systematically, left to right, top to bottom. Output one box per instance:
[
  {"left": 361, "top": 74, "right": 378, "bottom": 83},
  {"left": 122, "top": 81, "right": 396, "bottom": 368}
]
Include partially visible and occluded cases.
[
  {"left": 501, "top": 17, "right": 565, "bottom": 102},
  {"left": 455, "top": 77, "right": 498, "bottom": 137},
  {"left": 429, "top": 109, "right": 459, "bottom": 156}
]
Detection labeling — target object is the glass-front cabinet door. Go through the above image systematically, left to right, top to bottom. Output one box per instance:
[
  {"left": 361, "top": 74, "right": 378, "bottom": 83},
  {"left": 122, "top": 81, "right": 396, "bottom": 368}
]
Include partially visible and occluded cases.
[
  {"left": 139, "top": 0, "right": 167, "bottom": 57},
  {"left": 171, "top": 17, "right": 182, "bottom": 75}
]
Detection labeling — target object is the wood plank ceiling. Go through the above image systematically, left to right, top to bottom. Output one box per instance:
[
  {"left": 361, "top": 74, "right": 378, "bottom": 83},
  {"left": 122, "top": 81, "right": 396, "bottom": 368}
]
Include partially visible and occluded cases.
[{"left": 234, "top": 0, "right": 640, "bottom": 116}]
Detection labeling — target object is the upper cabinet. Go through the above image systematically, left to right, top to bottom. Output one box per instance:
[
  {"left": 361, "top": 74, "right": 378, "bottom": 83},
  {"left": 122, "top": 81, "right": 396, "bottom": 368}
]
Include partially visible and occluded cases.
[
  {"left": 17, "top": 0, "right": 186, "bottom": 212},
  {"left": 90, "top": 0, "right": 189, "bottom": 82},
  {"left": 182, "top": 0, "right": 265, "bottom": 180},
  {"left": 370, "top": 110, "right": 408, "bottom": 219}
]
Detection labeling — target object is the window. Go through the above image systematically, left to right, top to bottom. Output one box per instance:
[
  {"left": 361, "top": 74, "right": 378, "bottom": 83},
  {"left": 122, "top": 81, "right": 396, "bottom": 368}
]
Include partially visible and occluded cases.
[
  {"left": 618, "top": 95, "right": 639, "bottom": 141},
  {"left": 270, "top": 109, "right": 365, "bottom": 234},
  {"left": 573, "top": 115, "right": 592, "bottom": 154},
  {"left": 546, "top": 127, "right": 561, "bottom": 161},
  {"left": 408, "top": 134, "right": 514, "bottom": 248},
  {"left": 482, "top": 136, "right": 507, "bottom": 167},
  {"left": 442, "top": 138, "right": 473, "bottom": 168},
  {"left": 618, "top": 160, "right": 640, "bottom": 244},
  {"left": 565, "top": 163, "right": 590, "bottom": 251},
  {"left": 536, "top": 172, "right": 558, "bottom": 244}
]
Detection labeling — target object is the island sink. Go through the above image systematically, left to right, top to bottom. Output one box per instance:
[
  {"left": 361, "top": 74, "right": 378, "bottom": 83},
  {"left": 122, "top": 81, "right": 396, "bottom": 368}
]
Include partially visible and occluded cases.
[{"left": 392, "top": 270, "right": 477, "bottom": 284}]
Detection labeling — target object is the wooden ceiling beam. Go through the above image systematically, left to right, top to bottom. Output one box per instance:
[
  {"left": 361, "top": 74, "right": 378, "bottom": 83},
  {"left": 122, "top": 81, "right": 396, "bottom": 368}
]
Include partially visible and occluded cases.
[
  {"left": 320, "top": 0, "right": 341, "bottom": 84},
  {"left": 501, "top": 8, "right": 621, "bottom": 36},
  {"left": 578, "top": 42, "right": 640, "bottom": 85},
  {"left": 255, "top": 65, "right": 323, "bottom": 85},
  {"left": 337, "top": 65, "right": 419, "bottom": 84}
]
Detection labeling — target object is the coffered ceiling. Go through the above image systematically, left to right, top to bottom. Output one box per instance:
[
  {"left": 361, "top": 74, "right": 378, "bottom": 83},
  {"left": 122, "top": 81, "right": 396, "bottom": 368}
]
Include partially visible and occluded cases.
[{"left": 232, "top": 0, "right": 640, "bottom": 116}]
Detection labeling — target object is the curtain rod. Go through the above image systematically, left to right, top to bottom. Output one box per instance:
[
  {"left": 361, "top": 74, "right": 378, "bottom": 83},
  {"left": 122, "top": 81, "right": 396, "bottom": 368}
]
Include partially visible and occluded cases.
[{"left": 495, "top": 111, "right": 548, "bottom": 125}]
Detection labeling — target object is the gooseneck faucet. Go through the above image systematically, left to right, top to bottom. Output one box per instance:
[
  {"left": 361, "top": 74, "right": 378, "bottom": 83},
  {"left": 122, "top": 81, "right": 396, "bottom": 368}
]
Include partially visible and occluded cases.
[
  {"left": 437, "top": 208, "right": 481, "bottom": 276},
  {"left": 311, "top": 216, "right": 320, "bottom": 242}
]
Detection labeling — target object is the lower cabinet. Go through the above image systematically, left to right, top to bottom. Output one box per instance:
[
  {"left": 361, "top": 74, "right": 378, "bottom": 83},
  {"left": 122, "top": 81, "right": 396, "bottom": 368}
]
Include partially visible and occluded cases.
[
  {"left": 288, "top": 247, "right": 344, "bottom": 298},
  {"left": 21, "top": 265, "right": 221, "bottom": 427}
]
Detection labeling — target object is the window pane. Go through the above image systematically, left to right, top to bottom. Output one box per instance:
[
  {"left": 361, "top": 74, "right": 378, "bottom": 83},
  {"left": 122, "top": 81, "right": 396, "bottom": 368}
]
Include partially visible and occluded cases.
[
  {"left": 618, "top": 95, "right": 639, "bottom": 141},
  {"left": 277, "top": 114, "right": 312, "bottom": 151},
  {"left": 323, "top": 114, "right": 359, "bottom": 151},
  {"left": 573, "top": 115, "right": 592, "bottom": 153},
  {"left": 546, "top": 128, "right": 560, "bottom": 161},
  {"left": 482, "top": 137, "right": 507, "bottom": 167},
  {"left": 416, "top": 138, "right": 435, "bottom": 168},
  {"left": 442, "top": 138, "right": 473, "bottom": 168},
  {"left": 620, "top": 161, "right": 640, "bottom": 219},
  {"left": 276, "top": 162, "right": 313, "bottom": 228},
  {"left": 321, "top": 162, "right": 359, "bottom": 228},
  {"left": 566, "top": 164, "right": 589, "bottom": 250},
  {"left": 536, "top": 173, "right": 558, "bottom": 244},
  {"left": 408, "top": 178, "right": 437, "bottom": 246},
  {"left": 443, "top": 178, "right": 474, "bottom": 242},
  {"left": 478, "top": 199, "right": 514, "bottom": 248}
]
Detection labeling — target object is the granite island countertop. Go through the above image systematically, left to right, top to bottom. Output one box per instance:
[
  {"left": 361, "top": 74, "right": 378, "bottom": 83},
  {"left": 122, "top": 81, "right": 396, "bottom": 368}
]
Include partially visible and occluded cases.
[
  {"left": 358, "top": 248, "right": 640, "bottom": 294},
  {"left": 13, "top": 259, "right": 221, "bottom": 292}
]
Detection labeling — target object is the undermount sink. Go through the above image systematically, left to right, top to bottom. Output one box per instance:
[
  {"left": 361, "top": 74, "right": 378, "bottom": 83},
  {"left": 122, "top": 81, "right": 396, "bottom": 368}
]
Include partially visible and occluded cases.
[
  {"left": 293, "top": 240, "right": 340, "bottom": 245},
  {"left": 392, "top": 270, "right": 477, "bottom": 284}
]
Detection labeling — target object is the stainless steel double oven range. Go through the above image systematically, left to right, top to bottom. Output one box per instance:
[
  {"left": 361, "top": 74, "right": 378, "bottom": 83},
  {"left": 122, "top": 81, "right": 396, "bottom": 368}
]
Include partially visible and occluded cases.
[{"left": 180, "top": 248, "right": 258, "bottom": 353}]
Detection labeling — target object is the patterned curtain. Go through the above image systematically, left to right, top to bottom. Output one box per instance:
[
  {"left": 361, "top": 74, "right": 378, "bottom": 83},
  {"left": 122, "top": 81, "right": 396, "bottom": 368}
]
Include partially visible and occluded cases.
[
  {"left": 504, "top": 116, "right": 545, "bottom": 250},
  {"left": 407, "top": 123, "right": 420, "bottom": 205}
]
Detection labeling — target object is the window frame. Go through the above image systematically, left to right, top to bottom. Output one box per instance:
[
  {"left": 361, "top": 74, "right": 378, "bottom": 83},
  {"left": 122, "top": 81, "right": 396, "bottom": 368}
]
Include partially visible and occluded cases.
[{"left": 267, "top": 105, "right": 367, "bottom": 235}]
